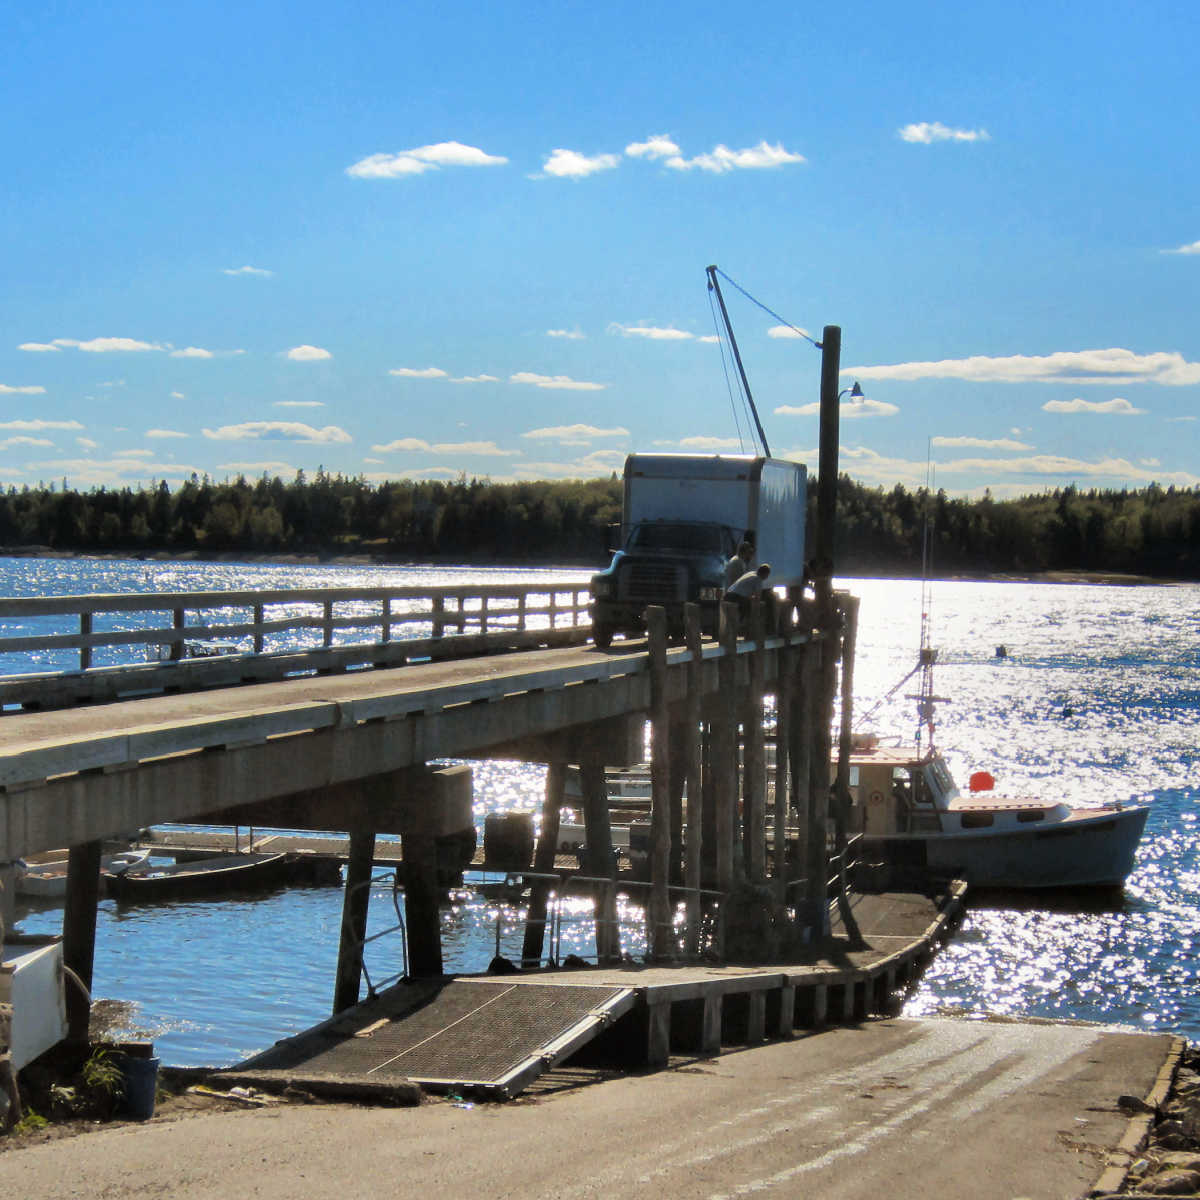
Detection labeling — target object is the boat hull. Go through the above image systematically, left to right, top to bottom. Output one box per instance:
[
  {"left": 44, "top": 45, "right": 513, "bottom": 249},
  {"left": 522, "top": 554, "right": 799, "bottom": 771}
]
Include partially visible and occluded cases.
[
  {"left": 862, "top": 805, "right": 1149, "bottom": 889},
  {"left": 104, "top": 852, "right": 294, "bottom": 901}
]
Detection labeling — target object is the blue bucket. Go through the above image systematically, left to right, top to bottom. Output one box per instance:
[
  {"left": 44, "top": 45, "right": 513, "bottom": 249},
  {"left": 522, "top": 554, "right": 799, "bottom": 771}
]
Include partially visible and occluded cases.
[{"left": 117, "top": 1055, "right": 160, "bottom": 1120}]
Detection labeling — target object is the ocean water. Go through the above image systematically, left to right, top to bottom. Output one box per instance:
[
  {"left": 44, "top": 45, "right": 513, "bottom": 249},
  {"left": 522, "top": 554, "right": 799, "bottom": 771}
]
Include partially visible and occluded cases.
[{"left": 4, "top": 558, "right": 1197, "bottom": 1065}]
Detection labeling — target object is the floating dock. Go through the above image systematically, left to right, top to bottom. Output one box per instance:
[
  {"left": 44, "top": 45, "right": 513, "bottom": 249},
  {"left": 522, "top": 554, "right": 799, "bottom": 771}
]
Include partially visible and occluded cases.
[{"left": 219, "top": 885, "right": 964, "bottom": 1100}]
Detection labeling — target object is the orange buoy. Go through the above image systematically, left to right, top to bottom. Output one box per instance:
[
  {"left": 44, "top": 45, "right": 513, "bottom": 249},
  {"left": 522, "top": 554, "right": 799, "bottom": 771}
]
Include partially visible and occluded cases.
[{"left": 968, "top": 770, "right": 995, "bottom": 792}]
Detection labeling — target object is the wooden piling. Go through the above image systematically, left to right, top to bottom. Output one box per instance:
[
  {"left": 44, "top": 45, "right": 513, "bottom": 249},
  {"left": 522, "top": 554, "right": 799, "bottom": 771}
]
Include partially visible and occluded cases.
[
  {"left": 832, "top": 594, "right": 863, "bottom": 946},
  {"left": 715, "top": 600, "right": 740, "bottom": 894},
  {"left": 745, "top": 600, "right": 767, "bottom": 882},
  {"left": 683, "top": 604, "right": 704, "bottom": 956},
  {"left": 646, "top": 607, "right": 673, "bottom": 961},
  {"left": 773, "top": 637, "right": 792, "bottom": 900},
  {"left": 805, "top": 638, "right": 830, "bottom": 938},
  {"left": 579, "top": 757, "right": 621, "bottom": 964},
  {"left": 522, "top": 762, "right": 566, "bottom": 967},
  {"left": 333, "top": 827, "right": 376, "bottom": 1012},
  {"left": 62, "top": 841, "right": 103, "bottom": 1044}
]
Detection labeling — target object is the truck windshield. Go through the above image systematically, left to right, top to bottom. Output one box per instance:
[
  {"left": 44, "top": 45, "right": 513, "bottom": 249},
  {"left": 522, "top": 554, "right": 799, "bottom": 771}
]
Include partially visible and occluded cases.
[{"left": 627, "top": 523, "right": 724, "bottom": 553}]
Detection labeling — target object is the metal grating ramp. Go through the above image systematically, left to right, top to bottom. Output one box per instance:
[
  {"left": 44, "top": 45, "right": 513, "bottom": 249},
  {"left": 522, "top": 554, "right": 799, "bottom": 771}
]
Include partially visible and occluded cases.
[{"left": 233, "top": 979, "right": 635, "bottom": 1098}]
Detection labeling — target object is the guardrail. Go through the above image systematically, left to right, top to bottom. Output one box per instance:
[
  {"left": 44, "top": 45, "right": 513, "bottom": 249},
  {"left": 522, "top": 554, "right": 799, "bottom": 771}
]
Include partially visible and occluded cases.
[{"left": 0, "top": 582, "right": 593, "bottom": 711}]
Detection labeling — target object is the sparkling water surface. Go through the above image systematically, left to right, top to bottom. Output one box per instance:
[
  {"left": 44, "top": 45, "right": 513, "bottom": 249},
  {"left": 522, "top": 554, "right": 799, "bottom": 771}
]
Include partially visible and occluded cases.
[{"left": 5, "top": 559, "right": 1197, "bottom": 1065}]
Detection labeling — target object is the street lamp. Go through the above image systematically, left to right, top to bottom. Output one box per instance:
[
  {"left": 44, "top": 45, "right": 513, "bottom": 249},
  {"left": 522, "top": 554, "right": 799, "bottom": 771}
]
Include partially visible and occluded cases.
[{"left": 838, "top": 381, "right": 864, "bottom": 402}]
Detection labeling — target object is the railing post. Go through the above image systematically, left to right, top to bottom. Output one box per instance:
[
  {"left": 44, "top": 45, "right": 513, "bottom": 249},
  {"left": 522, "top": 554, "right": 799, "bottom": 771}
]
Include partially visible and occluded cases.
[
  {"left": 548, "top": 590, "right": 558, "bottom": 630},
  {"left": 517, "top": 591, "right": 527, "bottom": 633},
  {"left": 431, "top": 594, "right": 445, "bottom": 638},
  {"left": 480, "top": 595, "right": 489, "bottom": 635},
  {"left": 382, "top": 596, "right": 393, "bottom": 643},
  {"left": 322, "top": 598, "right": 334, "bottom": 647},
  {"left": 253, "top": 603, "right": 265, "bottom": 654},
  {"left": 171, "top": 607, "right": 186, "bottom": 660},
  {"left": 79, "top": 612, "right": 92, "bottom": 671}
]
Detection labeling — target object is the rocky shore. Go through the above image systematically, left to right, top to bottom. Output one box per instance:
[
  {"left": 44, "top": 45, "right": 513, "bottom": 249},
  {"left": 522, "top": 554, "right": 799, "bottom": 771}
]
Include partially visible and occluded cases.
[{"left": 1099, "top": 1041, "right": 1200, "bottom": 1197}]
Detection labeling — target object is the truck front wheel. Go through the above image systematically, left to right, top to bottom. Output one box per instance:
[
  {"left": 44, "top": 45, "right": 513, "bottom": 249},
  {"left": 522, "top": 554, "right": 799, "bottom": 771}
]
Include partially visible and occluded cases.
[{"left": 592, "top": 623, "right": 614, "bottom": 649}]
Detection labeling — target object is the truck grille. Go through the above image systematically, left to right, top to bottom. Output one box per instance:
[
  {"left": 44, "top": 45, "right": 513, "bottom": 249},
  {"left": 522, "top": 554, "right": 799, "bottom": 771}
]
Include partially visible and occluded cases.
[{"left": 620, "top": 561, "right": 687, "bottom": 603}]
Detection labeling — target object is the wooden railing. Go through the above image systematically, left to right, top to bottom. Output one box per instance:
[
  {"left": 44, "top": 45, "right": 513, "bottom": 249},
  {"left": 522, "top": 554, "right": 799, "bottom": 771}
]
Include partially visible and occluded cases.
[{"left": 0, "top": 583, "right": 593, "bottom": 710}]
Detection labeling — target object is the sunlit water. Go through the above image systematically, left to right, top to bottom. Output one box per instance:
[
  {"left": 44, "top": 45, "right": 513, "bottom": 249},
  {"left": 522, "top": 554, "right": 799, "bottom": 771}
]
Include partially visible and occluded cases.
[{"left": 4, "top": 559, "right": 1198, "bottom": 1064}]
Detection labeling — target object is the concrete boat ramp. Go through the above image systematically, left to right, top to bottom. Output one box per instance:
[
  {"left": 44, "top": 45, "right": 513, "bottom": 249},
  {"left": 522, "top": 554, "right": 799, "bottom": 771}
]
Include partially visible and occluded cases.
[{"left": 220, "top": 887, "right": 964, "bottom": 1101}]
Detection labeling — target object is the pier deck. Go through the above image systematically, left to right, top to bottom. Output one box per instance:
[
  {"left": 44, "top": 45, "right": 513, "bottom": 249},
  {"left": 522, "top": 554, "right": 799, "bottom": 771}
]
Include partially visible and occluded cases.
[{"left": 222, "top": 886, "right": 964, "bottom": 1099}]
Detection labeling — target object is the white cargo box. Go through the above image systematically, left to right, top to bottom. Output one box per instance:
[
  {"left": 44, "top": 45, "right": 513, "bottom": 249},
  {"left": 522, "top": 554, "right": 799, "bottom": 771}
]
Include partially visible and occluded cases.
[{"left": 1, "top": 937, "right": 68, "bottom": 1069}]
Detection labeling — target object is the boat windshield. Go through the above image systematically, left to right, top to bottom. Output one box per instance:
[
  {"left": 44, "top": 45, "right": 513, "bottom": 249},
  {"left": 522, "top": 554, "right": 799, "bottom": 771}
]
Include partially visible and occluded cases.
[{"left": 923, "top": 755, "right": 959, "bottom": 804}]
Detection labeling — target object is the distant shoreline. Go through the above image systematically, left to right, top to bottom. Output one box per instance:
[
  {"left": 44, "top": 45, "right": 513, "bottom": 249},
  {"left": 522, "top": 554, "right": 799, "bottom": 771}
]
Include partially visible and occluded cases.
[{"left": 0, "top": 545, "right": 1182, "bottom": 586}]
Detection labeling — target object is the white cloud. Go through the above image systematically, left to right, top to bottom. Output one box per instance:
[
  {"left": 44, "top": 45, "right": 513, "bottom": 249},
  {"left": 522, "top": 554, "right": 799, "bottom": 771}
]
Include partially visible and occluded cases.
[
  {"left": 899, "top": 122, "right": 991, "bottom": 144},
  {"left": 625, "top": 135, "right": 681, "bottom": 161},
  {"left": 346, "top": 141, "right": 508, "bottom": 179},
  {"left": 664, "top": 141, "right": 805, "bottom": 173},
  {"left": 542, "top": 148, "right": 621, "bottom": 179},
  {"left": 223, "top": 265, "right": 273, "bottom": 276},
  {"left": 608, "top": 322, "right": 694, "bottom": 341},
  {"left": 767, "top": 324, "right": 816, "bottom": 341},
  {"left": 547, "top": 329, "right": 585, "bottom": 340},
  {"left": 697, "top": 334, "right": 719, "bottom": 344},
  {"left": 54, "top": 337, "right": 160, "bottom": 352},
  {"left": 17, "top": 342, "right": 59, "bottom": 352},
  {"left": 285, "top": 344, "right": 332, "bottom": 362},
  {"left": 170, "top": 346, "right": 214, "bottom": 359},
  {"left": 848, "top": 348, "right": 1200, "bottom": 386},
  {"left": 389, "top": 366, "right": 448, "bottom": 379},
  {"left": 510, "top": 371, "right": 606, "bottom": 391},
  {"left": 449, "top": 374, "right": 500, "bottom": 384},
  {"left": 0, "top": 383, "right": 46, "bottom": 395},
  {"left": 170, "top": 391, "right": 185, "bottom": 400},
  {"left": 1041, "top": 396, "right": 1146, "bottom": 414},
  {"left": 774, "top": 398, "right": 899, "bottom": 419},
  {"left": 274, "top": 400, "right": 325, "bottom": 408},
  {"left": 1166, "top": 415, "right": 1197, "bottom": 423},
  {"left": 0, "top": 419, "right": 84, "bottom": 431},
  {"left": 202, "top": 421, "right": 351, "bottom": 443},
  {"left": 523, "top": 423, "right": 629, "bottom": 445},
  {"left": 146, "top": 428, "right": 188, "bottom": 439},
  {"left": 932, "top": 435, "right": 1034, "bottom": 451},
  {"left": 0, "top": 436, "right": 53, "bottom": 449},
  {"left": 653, "top": 436, "right": 745, "bottom": 450},
  {"left": 75, "top": 437, "right": 98, "bottom": 450},
  {"left": 372, "top": 437, "right": 431, "bottom": 453},
  {"left": 431, "top": 440, "right": 516, "bottom": 456},
  {"left": 115, "top": 448, "right": 153, "bottom": 459},
  {"left": 25, "top": 456, "right": 206, "bottom": 487},
  {"left": 216, "top": 460, "right": 296, "bottom": 474}
]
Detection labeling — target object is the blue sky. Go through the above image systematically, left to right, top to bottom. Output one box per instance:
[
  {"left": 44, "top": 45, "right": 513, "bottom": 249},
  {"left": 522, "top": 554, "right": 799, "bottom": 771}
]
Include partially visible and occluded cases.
[{"left": 3, "top": 0, "right": 1199, "bottom": 498}]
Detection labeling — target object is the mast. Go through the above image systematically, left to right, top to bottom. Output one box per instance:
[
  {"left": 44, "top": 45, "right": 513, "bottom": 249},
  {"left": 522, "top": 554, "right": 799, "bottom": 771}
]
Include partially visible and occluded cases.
[{"left": 706, "top": 265, "right": 771, "bottom": 458}]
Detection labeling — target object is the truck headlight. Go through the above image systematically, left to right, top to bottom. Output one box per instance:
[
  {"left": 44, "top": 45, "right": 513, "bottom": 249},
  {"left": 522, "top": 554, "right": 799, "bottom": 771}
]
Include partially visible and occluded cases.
[
  {"left": 591, "top": 578, "right": 613, "bottom": 599},
  {"left": 698, "top": 586, "right": 722, "bottom": 602}
]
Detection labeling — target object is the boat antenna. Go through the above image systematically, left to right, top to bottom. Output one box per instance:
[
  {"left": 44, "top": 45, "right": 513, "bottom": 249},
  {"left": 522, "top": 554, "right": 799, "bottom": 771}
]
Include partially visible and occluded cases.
[
  {"left": 706, "top": 265, "right": 772, "bottom": 457},
  {"left": 914, "top": 443, "right": 941, "bottom": 751}
]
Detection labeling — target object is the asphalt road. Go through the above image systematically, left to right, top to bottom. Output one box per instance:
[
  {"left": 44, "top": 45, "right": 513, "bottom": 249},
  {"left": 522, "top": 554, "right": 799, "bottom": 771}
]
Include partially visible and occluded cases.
[{"left": 0, "top": 1017, "right": 1174, "bottom": 1199}]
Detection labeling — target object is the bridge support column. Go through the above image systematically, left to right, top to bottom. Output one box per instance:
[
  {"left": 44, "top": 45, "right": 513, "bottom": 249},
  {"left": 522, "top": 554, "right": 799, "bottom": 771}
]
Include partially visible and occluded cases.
[
  {"left": 579, "top": 759, "right": 621, "bottom": 965},
  {"left": 522, "top": 763, "right": 565, "bottom": 968},
  {"left": 333, "top": 828, "right": 376, "bottom": 1013},
  {"left": 403, "top": 833, "right": 443, "bottom": 977},
  {"left": 62, "top": 840, "right": 103, "bottom": 1045}
]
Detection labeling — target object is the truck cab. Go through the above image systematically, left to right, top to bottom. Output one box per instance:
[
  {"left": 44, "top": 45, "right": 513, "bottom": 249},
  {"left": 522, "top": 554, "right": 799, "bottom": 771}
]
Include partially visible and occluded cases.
[
  {"left": 589, "top": 453, "right": 807, "bottom": 649},
  {"left": 589, "top": 519, "right": 736, "bottom": 647}
]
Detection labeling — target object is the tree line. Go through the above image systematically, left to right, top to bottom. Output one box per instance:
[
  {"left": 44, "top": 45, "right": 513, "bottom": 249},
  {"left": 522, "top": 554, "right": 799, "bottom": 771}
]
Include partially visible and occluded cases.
[{"left": 1, "top": 470, "right": 1198, "bottom": 578}]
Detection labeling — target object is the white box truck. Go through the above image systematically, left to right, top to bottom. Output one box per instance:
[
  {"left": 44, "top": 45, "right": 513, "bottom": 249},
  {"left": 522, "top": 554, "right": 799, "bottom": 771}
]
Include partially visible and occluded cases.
[{"left": 589, "top": 454, "right": 807, "bottom": 646}]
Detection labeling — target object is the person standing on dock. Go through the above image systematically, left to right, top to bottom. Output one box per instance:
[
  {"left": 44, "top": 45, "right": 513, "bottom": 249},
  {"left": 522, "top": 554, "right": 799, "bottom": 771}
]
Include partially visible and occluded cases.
[
  {"left": 725, "top": 540, "right": 755, "bottom": 587},
  {"left": 727, "top": 562, "right": 772, "bottom": 628}
]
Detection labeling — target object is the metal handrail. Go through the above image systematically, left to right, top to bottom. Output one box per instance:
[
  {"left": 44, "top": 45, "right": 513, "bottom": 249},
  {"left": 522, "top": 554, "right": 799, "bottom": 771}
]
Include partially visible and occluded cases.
[{"left": 341, "top": 870, "right": 408, "bottom": 997}]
